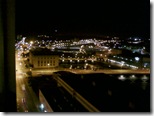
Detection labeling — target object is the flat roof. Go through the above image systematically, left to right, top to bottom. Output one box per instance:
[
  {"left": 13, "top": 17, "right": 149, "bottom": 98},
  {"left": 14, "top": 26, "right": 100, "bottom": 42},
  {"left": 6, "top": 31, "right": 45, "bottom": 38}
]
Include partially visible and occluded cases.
[{"left": 30, "top": 48, "right": 59, "bottom": 56}]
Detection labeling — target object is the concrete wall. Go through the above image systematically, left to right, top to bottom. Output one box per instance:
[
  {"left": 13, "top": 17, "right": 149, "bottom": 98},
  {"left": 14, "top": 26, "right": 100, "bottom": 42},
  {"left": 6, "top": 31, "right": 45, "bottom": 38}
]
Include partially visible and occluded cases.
[{"left": 39, "top": 89, "right": 53, "bottom": 112}]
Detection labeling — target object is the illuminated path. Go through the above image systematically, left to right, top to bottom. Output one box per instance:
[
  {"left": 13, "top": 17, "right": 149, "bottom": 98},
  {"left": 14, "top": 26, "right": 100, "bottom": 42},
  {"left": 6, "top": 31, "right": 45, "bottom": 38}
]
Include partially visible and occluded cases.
[
  {"left": 16, "top": 51, "right": 41, "bottom": 112},
  {"left": 30, "top": 68, "right": 150, "bottom": 77},
  {"left": 68, "top": 69, "right": 150, "bottom": 74}
]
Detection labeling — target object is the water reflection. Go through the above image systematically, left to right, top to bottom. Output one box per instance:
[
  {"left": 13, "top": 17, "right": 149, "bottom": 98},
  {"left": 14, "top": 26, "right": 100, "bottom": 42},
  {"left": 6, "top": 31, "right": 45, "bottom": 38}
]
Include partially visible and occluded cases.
[
  {"left": 117, "top": 74, "right": 150, "bottom": 90},
  {"left": 118, "top": 75, "right": 126, "bottom": 81},
  {"left": 129, "top": 75, "right": 136, "bottom": 83},
  {"left": 141, "top": 75, "right": 148, "bottom": 82},
  {"left": 141, "top": 81, "right": 148, "bottom": 90}
]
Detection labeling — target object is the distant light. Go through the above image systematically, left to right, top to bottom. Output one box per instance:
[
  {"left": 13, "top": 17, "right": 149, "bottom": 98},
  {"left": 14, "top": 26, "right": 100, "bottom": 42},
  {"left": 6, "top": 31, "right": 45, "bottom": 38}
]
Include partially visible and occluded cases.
[
  {"left": 30, "top": 41, "right": 33, "bottom": 44},
  {"left": 135, "top": 57, "right": 140, "bottom": 61},
  {"left": 121, "top": 61, "right": 125, "bottom": 64},
  {"left": 69, "top": 65, "right": 72, "bottom": 69},
  {"left": 40, "top": 104, "right": 44, "bottom": 109}
]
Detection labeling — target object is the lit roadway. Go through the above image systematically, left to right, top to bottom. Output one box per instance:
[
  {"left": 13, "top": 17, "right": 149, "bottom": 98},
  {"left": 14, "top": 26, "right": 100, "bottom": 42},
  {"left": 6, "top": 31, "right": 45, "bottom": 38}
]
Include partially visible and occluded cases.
[
  {"left": 16, "top": 51, "right": 41, "bottom": 112},
  {"left": 31, "top": 68, "right": 150, "bottom": 77},
  {"left": 68, "top": 69, "right": 150, "bottom": 74}
]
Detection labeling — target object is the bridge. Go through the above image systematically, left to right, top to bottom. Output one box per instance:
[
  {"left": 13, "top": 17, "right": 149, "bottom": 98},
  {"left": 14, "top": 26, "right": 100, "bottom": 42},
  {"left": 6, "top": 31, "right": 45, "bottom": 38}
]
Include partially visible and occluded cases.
[
  {"left": 30, "top": 68, "right": 150, "bottom": 77},
  {"left": 67, "top": 69, "right": 150, "bottom": 75},
  {"left": 52, "top": 73, "right": 100, "bottom": 112}
]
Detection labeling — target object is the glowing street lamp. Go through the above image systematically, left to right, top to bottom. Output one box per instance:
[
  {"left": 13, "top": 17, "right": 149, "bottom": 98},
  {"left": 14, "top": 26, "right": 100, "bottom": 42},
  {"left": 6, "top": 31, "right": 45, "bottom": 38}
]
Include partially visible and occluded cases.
[
  {"left": 30, "top": 41, "right": 33, "bottom": 44},
  {"left": 135, "top": 57, "right": 140, "bottom": 62},
  {"left": 121, "top": 61, "right": 125, "bottom": 69},
  {"left": 47, "top": 63, "right": 50, "bottom": 68},
  {"left": 40, "top": 104, "right": 44, "bottom": 110}
]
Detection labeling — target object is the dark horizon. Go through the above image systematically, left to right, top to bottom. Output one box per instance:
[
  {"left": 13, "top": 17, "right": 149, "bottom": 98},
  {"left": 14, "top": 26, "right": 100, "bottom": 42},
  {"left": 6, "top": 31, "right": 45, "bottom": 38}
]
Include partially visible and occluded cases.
[{"left": 16, "top": 0, "right": 150, "bottom": 39}]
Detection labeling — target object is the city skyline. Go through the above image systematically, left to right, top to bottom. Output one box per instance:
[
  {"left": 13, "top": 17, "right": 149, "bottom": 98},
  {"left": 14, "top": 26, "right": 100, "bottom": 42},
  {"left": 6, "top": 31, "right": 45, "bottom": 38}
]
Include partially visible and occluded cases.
[
  {"left": 0, "top": 0, "right": 151, "bottom": 112},
  {"left": 15, "top": 35, "right": 150, "bottom": 112}
]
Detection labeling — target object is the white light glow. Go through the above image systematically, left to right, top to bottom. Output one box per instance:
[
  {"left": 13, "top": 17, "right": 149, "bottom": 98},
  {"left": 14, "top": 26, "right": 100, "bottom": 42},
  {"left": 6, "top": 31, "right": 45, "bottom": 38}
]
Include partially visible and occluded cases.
[{"left": 118, "top": 75, "right": 126, "bottom": 81}]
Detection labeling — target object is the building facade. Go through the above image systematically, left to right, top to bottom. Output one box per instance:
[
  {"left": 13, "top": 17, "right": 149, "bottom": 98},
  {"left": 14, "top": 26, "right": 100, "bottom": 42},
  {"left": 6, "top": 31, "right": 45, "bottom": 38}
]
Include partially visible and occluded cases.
[{"left": 29, "top": 48, "right": 59, "bottom": 68}]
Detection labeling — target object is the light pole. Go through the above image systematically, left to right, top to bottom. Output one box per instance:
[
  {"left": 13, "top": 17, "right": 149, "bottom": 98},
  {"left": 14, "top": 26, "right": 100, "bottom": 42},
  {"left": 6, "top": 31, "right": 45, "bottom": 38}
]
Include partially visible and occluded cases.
[
  {"left": 135, "top": 57, "right": 140, "bottom": 69},
  {"left": 121, "top": 61, "right": 125, "bottom": 69},
  {"left": 121, "top": 64, "right": 124, "bottom": 69},
  {"left": 40, "top": 104, "right": 45, "bottom": 112}
]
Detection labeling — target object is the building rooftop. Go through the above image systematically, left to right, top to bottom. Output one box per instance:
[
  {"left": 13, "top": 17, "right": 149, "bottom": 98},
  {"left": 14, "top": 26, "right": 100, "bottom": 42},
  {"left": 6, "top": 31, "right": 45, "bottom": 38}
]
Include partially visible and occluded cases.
[{"left": 30, "top": 48, "right": 59, "bottom": 56}]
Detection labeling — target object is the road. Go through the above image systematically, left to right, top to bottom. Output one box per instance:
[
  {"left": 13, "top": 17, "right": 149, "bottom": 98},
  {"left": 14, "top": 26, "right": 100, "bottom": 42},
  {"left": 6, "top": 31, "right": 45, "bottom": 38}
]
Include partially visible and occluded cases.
[
  {"left": 16, "top": 51, "right": 41, "bottom": 112},
  {"left": 31, "top": 68, "right": 150, "bottom": 77},
  {"left": 69, "top": 69, "right": 150, "bottom": 74}
]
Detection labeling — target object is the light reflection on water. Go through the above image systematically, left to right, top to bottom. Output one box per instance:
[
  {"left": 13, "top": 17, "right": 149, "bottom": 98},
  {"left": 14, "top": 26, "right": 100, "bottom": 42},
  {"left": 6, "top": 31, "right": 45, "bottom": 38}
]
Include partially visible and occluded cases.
[
  {"left": 55, "top": 71, "right": 150, "bottom": 112},
  {"left": 117, "top": 74, "right": 150, "bottom": 90},
  {"left": 141, "top": 81, "right": 149, "bottom": 90}
]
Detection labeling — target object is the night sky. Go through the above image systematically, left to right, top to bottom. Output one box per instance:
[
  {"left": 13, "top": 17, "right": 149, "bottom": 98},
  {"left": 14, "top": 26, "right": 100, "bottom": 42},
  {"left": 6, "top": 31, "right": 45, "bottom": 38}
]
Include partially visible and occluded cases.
[{"left": 16, "top": 0, "right": 150, "bottom": 38}]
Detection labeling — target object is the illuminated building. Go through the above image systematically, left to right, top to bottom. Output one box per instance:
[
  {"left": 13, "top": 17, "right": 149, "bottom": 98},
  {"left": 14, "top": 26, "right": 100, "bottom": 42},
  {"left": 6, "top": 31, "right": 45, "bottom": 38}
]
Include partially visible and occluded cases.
[{"left": 29, "top": 48, "right": 59, "bottom": 68}]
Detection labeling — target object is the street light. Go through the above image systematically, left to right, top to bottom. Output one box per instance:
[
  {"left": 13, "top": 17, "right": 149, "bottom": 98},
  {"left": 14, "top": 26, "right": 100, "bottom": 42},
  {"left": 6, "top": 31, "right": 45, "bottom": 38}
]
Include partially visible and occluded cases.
[
  {"left": 30, "top": 41, "right": 33, "bottom": 44},
  {"left": 135, "top": 57, "right": 140, "bottom": 61},
  {"left": 135, "top": 57, "right": 140, "bottom": 68},
  {"left": 121, "top": 61, "right": 125, "bottom": 69},
  {"left": 47, "top": 63, "right": 50, "bottom": 68},
  {"left": 84, "top": 63, "right": 88, "bottom": 69},
  {"left": 121, "top": 63, "right": 124, "bottom": 69},
  {"left": 40, "top": 104, "right": 45, "bottom": 111}
]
